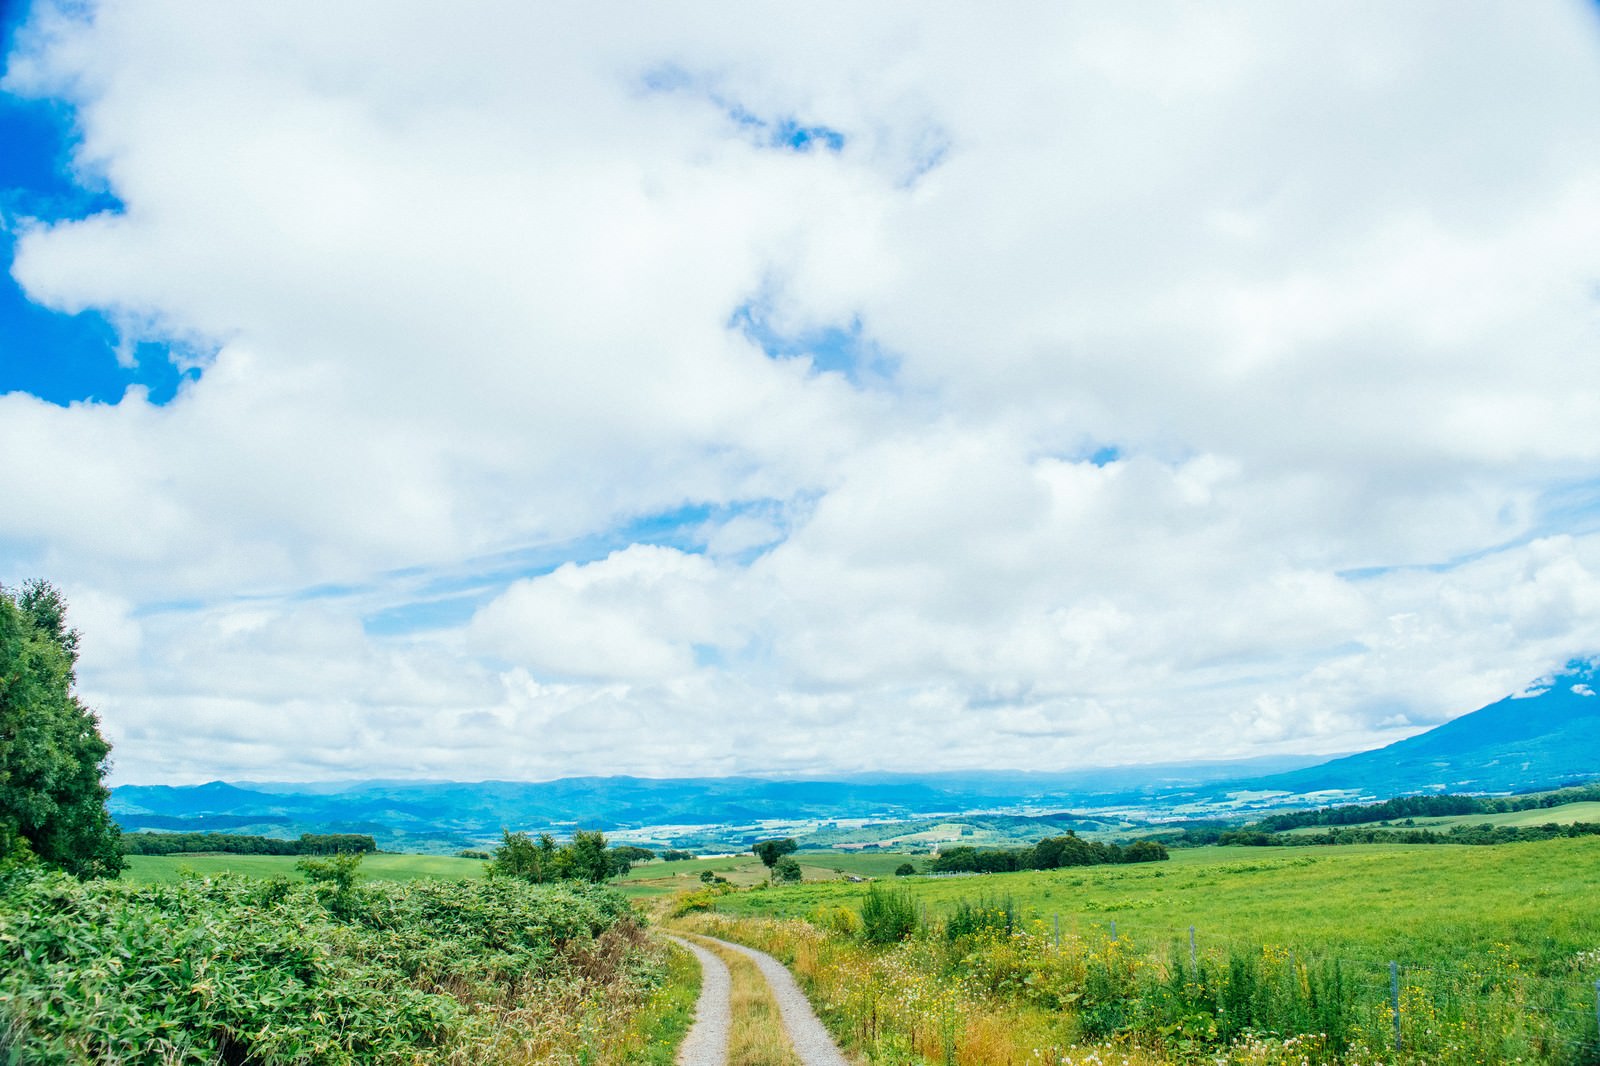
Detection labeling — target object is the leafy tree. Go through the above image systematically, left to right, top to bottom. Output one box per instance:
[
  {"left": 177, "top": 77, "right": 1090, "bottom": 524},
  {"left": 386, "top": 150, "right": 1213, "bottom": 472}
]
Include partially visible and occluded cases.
[
  {"left": 0, "top": 580, "right": 122, "bottom": 878},
  {"left": 490, "top": 828, "right": 614, "bottom": 883},
  {"left": 566, "top": 829, "right": 613, "bottom": 882},
  {"left": 490, "top": 830, "right": 547, "bottom": 881},
  {"left": 753, "top": 837, "right": 797, "bottom": 868},
  {"left": 607, "top": 844, "right": 654, "bottom": 875},
  {"left": 771, "top": 855, "right": 802, "bottom": 883},
  {"left": 894, "top": 862, "right": 916, "bottom": 876}
]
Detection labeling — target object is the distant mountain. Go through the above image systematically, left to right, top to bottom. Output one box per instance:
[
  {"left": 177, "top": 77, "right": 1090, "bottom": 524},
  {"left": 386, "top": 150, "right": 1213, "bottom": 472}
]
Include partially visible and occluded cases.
[
  {"left": 1238, "top": 661, "right": 1600, "bottom": 798},
  {"left": 111, "top": 664, "right": 1600, "bottom": 853},
  {"left": 108, "top": 754, "right": 1329, "bottom": 851}
]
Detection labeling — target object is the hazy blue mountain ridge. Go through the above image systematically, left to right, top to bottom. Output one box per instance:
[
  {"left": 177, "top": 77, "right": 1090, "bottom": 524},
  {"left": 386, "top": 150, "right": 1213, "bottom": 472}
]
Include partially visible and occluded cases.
[{"left": 110, "top": 663, "right": 1600, "bottom": 849}]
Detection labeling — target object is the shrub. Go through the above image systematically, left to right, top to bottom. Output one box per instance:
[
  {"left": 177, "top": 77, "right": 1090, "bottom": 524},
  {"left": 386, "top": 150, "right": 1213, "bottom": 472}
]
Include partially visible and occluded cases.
[
  {"left": 894, "top": 862, "right": 916, "bottom": 876},
  {"left": 0, "top": 866, "right": 640, "bottom": 1062},
  {"left": 859, "top": 883, "right": 920, "bottom": 944},
  {"left": 944, "top": 895, "right": 1016, "bottom": 941},
  {"left": 810, "top": 904, "right": 861, "bottom": 937}
]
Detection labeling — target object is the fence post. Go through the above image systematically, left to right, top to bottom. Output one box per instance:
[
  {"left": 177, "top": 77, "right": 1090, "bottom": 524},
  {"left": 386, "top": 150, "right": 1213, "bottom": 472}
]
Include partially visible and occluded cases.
[
  {"left": 1053, "top": 912, "right": 1060, "bottom": 949},
  {"left": 1110, "top": 920, "right": 1117, "bottom": 942},
  {"left": 1189, "top": 925, "right": 1197, "bottom": 971},
  {"left": 1390, "top": 961, "right": 1402, "bottom": 1052},
  {"left": 1594, "top": 978, "right": 1599, "bottom": 1045}
]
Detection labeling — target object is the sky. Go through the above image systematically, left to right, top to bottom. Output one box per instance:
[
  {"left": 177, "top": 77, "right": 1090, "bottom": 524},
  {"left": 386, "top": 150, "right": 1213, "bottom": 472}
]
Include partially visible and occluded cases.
[{"left": 2, "top": 2, "right": 1599, "bottom": 786}]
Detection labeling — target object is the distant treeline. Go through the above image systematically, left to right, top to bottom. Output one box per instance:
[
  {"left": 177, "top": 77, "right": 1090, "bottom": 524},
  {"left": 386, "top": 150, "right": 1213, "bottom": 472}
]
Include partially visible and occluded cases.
[
  {"left": 1161, "top": 783, "right": 1600, "bottom": 849},
  {"left": 1253, "top": 783, "right": 1600, "bottom": 833},
  {"left": 1220, "top": 822, "right": 1600, "bottom": 848},
  {"left": 122, "top": 832, "right": 378, "bottom": 856},
  {"left": 930, "top": 834, "right": 1168, "bottom": 874}
]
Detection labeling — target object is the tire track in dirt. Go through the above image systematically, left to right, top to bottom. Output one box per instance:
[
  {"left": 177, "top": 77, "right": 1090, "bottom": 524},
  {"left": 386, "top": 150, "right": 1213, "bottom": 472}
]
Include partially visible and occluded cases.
[
  {"left": 689, "top": 934, "right": 850, "bottom": 1066},
  {"left": 664, "top": 935, "right": 731, "bottom": 1065}
]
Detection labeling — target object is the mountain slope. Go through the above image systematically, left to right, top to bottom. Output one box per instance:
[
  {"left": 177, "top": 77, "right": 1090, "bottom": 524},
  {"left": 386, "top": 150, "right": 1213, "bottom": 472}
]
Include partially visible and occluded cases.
[{"left": 1242, "top": 662, "right": 1600, "bottom": 797}]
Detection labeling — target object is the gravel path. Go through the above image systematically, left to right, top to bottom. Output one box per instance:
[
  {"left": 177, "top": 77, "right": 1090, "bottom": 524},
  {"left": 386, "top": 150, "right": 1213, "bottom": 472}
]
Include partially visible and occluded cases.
[
  {"left": 693, "top": 934, "right": 851, "bottom": 1066},
  {"left": 664, "top": 935, "right": 731, "bottom": 1066}
]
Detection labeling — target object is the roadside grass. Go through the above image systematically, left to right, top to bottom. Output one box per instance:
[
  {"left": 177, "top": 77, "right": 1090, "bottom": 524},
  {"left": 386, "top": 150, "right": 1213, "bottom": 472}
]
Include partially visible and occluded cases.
[
  {"left": 122, "top": 851, "right": 489, "bottom": 884},
  {"left": 682, "top": 933, "right": 802, "bottom": 1066},
  {"left": 603, "top": 938, "right": 701, "bottom": 1065}
]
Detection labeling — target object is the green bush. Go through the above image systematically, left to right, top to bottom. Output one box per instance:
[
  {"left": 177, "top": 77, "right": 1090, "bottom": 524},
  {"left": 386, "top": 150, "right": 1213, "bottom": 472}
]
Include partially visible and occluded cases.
[
  {"left": 0, "top": 864, "right": 637, "bottom": 1063},
  {"left": 859, "top": 883, "right": 920, "bottom": 944},
  {"left": 944, "top": 895, "right": 1016, "bottom": 941}
]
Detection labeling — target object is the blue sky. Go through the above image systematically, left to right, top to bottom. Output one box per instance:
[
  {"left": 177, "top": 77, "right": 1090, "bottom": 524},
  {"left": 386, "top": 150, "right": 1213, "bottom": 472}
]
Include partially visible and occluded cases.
[
  {"left": 2, "top": 2, "right": 1599, "bottom": 784},
  {"left": 0, "top": 51, "right": 198, "bottom": 405}
]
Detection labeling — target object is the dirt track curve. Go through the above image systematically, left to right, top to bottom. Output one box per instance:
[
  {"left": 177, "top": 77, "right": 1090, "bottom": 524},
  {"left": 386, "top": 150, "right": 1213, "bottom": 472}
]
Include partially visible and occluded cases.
[{"left": 665, "top": 933, "right": 850, "bottom": 1066}]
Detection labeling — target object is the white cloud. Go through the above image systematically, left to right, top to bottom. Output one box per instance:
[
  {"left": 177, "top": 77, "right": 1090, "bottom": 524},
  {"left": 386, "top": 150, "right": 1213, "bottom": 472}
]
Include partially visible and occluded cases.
[{"left": 2, "top": 1, "right": 1598, "bottom": 783}]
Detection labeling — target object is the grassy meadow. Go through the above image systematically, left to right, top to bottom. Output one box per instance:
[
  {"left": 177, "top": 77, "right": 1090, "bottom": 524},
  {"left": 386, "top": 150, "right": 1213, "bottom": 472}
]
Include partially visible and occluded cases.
[
  {"left": 672, "top": 837, "right": 1600, "bottom": 1064},
  {"left": 713, "top": 839, "right": 1600, "bottom": 971},
  {"left": 616, "top": 850, "right": 914, "bottom": 897},
  {"left": 121, "top": 851, "right": 491, "bottom": 884}
]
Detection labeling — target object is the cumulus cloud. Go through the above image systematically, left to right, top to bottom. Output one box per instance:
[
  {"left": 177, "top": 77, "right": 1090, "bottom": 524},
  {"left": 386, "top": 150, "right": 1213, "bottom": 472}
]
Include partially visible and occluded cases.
[{"left": 1, "top": 1, "right": 1598, "bottom": 783}]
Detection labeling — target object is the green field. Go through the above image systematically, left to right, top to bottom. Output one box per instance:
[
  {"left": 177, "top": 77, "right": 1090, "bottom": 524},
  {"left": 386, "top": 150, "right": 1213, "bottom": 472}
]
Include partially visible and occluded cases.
[
  {"left": 1283, "top": 798, "right": 1600, "bottom": 835},
  {"left": 711, "top": 838, "right": 1600, "bottom": 975},
  {"left": 615, "top": 850, "right": 919, "bottom": 897},
  {"left": 122, "top": 851, "right": 490, "bottom": 883}
]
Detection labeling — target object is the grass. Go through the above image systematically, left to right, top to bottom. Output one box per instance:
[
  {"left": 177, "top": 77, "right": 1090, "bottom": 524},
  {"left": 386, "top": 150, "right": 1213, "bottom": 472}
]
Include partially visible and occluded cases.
[
  {"left": 674, "top": 838, "right": 1600, "bottom": 1063},
  {"left": 709, "top": 839, "right": 1600, "bottom": 975},
  {"left": 617, "top": 850, "right": 919, "bottom": 899},
  {"left": 122, "top": 851, "right": 489, "bottom": 884},
  {"left": 606, "top": 938, "right": 702, "bottom": 1065}
]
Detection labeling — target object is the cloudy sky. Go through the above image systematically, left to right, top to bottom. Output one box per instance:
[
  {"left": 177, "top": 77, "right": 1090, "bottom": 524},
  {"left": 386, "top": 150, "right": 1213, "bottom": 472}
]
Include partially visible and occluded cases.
[{"left": 2, "top": 2, "right": 1598, "bottom": 785}]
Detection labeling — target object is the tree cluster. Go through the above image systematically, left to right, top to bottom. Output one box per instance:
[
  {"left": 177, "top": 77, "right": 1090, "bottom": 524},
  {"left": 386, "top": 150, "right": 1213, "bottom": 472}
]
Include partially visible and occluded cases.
[
  {"left": 0, "top": 581, "right": 122, "bottom": 878},
  {"left": 1252, "top": 785, "right": 1600, "bottom": 834},
  {"left": 1220, "top": 821, "right": 1600, "bottom": 848},
  {"left": 489, "top": 829, "right": 639, "bottom": 883},
  {"left": 122, "top": 832, "right": 377, "bottom": 856},
  {"left": 929, "top": 834, "right": 1167, "bottom": 874}
]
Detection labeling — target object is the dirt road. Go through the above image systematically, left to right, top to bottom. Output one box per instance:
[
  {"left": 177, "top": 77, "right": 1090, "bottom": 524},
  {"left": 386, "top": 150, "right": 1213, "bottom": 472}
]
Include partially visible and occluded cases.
[{"left": 665, "top": 932, "right": 850, "bottom": 1066}]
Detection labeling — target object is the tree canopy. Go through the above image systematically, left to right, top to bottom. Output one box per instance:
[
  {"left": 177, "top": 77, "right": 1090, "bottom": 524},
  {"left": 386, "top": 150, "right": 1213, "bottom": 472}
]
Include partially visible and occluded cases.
[
  {"left": 0, "top": 580, "right": 123, "bottom": 878},
  {"left": 489, "top": 828, "right": 624, "bottom": 883},
  {"left": 753, "top": 837, "right": 798, "bottom": 868}
]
